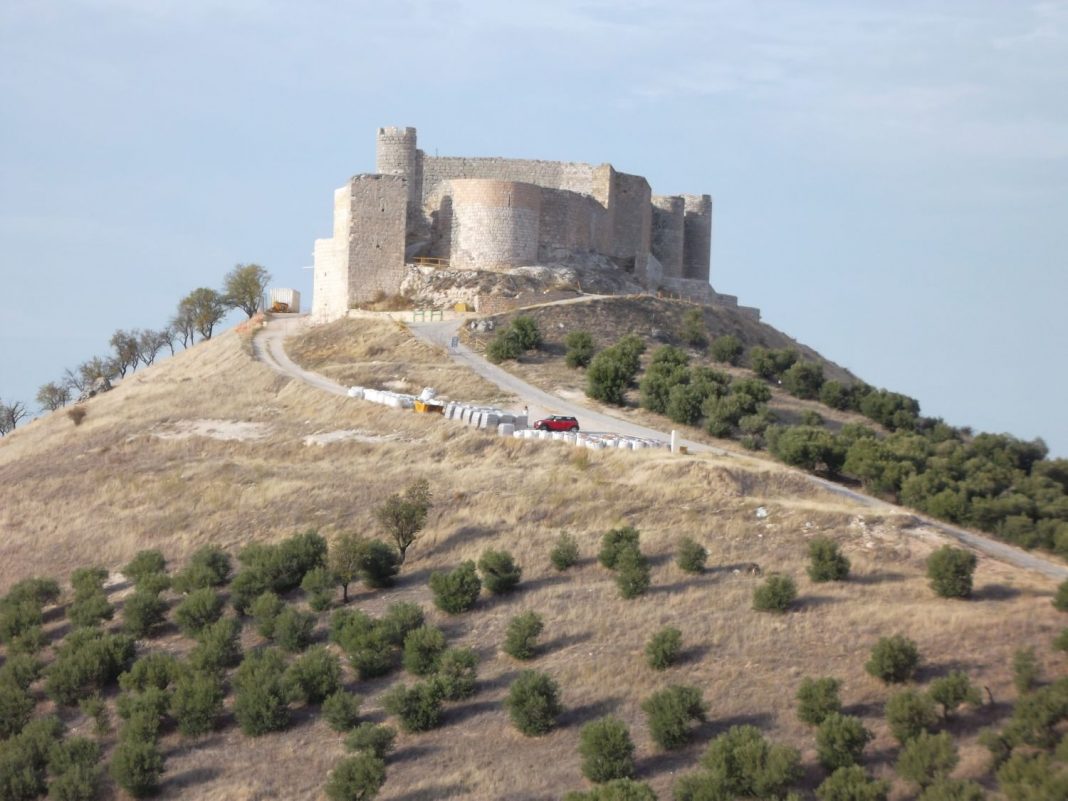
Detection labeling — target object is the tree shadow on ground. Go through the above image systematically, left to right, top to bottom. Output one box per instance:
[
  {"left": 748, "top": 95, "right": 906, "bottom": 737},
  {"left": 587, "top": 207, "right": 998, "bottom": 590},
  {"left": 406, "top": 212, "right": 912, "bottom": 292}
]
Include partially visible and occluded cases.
[
  {"left": 425, "top": 525, "right": 498, "bottom": 556},
  {"left": 393, "top": 566, "right": 434, "bottom": 590},
  {"left": 850, "top": 572, "right": 906, "bottom": 585},
  {"left": 522, "top": 573, "right": 571, "bottom": 593},
  {"left": 648, "top": 573, "right": 719, "bottom": 596},
  {"left": 972, "top": 584, "right": 1022, "bottom": 601},
  {"left": 795, "top": 595, "right": 838, "bottom": 611},
  {"left": 541, "top": 630, "right": 593, "bottom": 655},
  {"left": 914, "top": 658, "right": 978, "bottom": 683},
  {"left": 477, "top": 669, "right": 521, "bottom": 693},
  {"left": 559, "top": 696, "right": 622, "bottom": 728},
  {"left": 445, "top": 698, "right": 499, "bottom": 726},
  {"left": 390, "top": 744, "right": 438, "bottom": 765},
  {"left": 164, "top": 766, "right": 222, "bottom": 790}
]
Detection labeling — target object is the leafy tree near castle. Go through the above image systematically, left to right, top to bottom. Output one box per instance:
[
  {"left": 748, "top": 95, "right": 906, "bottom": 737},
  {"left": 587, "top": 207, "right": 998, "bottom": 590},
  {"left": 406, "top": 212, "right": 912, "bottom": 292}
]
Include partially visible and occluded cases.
[
  {"left": 224, "top": 263, "right": 272, "bottom": 318},
  {"left": 177, "top": 287, "right": 226, "bottom": 340},
  {"left": 36, "top": 382, "right": 70, "bottom": 411},
  {"left": 0, "top": 399, "right": 28, "bottom": 435},
  {"left": 374, "top": 479, "right": 432, "bottom": 564}
]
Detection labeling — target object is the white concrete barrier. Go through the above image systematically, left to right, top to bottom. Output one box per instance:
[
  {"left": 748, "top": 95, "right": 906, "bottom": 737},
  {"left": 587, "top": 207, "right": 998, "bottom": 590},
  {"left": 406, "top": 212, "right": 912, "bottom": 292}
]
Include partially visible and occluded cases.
[
  {"left": 347, "top": 387, "right": 365, "bottom": 399},
  {"left": 498, "top": 423, "right": 515, "bottom": 436}
]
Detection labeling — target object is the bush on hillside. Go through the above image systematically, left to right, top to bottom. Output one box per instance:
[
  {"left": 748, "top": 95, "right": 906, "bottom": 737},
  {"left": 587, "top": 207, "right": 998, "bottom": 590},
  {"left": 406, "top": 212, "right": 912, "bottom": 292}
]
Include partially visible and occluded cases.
[
  {"left": 679, "top": 308, "right": 708, "bottom": 349},
  {"left": 486, "top": 329, "right": 523, "bottom": 362},
  {"left": 565, "top": 331, "right": 596, "bottom": 368},
  {"left": 710, "top": 334, "right": 743, "bottom": 365},
  {"left": 587, "top": 335, "right": 645, "bottom": 406},
  {"left": 748, "top": 347, "right": 797, "bottom": 380},
  {"left": 782, "top": 361, "right": 825, "bottom": 399},
  {"left": 767, "top": 425, "right": 846, "bottom": 475},
  {"left": 598, "top": 527, "right": 640, "bottom": 569},
  {"left": 550, "top": 533, "right": 580, "bottom": 570},
  {"left": 676, "top": 537, "right": 707, "bottom": 573},
  {"left": 808, "top": 537, "right": 850, "bottom": 582},
  {"left": 358, "top": 539, "right": 401, "bottom": 589},
  {"left": 171, "top": 544, "right": 232, "bottom": 593},
  {"left": 926, "top": 546, "right": 977, "bottom": 599},
  {"left": 615, "top": 547, "right": 651, "bottom": 599},
  {"left": 478, "top": 549, "right": 522, "bottom": 594},
  {"left": 122, "top": 550, "right": 167, "bottom": 587},
  {"left": 429, "top": 562, "right": 481, "bottom": 614},
  {"left": 70, "top": 567, "right": 107, "bottom": 597},
  {"left": 301, "top": 567, "right": 335, "bottom": 611},
  {"left": 753, "top": 574, "right": 797, "bottom": 613},
  {"left": 1054, "top": 579, "right": 1068, "bottom": 612},
  {"left": 173, "top": 588, "right": 224, "bottom": 636},
  {"left": 122, "top": 589, "right": 169, "bottom": 638},
  {"left": 251, "top": 591, "right": 285, "bottom": 638},
  {"left": 380, "top": 602, "right": 425, "bottom": 646},
  {"left": 273, "top": 607, "right": 316, "bottom": 653},
  {"left": 330, "top": 610, "right": 397, "bottom": 680},
  {"left": 503, "top": 612, "right": 544, "bottom": 661},
  {"left": 189, "top": 617, "right": 242, "bottom": 673},
  {"left": 402, "top": 625, "right": 447, "bottom": 676},
  {"left": 645, "top": 627, "right": 682, "bottom": 671},
  {"left": 46, "top": 629, "right": 135, "bottom": 705},
  {"left": 866, "top": 635, "right": 920, "bottom": 684},
  {"left": 285, "top": 646, "right": 342, "bottom": 704},
  {"left": 431, "top": 647, "right": 479, "bottom": 701},
  {"left": 1013, "top": 647, "right": 1039, "bottom": 694},
  {"left": 233, "top": 648, "right": 291, "bottom": 736},
  {"left": 119, "top": 652, "right": 180, "bottom": 693},
  {"left": 0, "top": 654, "right": 41, "bottom": 691},
  {"left": 170, "top": 670, "right": 224, "bottom": 737},
  {"left": 506, "top": 671, "right": 563, "bottom": 736},
  {"left": 928, "top": 671, "right": 981, "bottom": 720},
  {"left": 797, "top": 677, "right": 842, "bottom": 726},
  {"left": 1002, "top": 678, "right": 1068, "bottom": 748},
  {"left": 0, "top": 680, "right": 34, "bottom": 739},
  {"left": 381, "top": 682, "right": 442, "bottom": 733},
  {"left": 641, "top": 685, "right": 706, "bottom": 750},
  {"left": 885, "top": 689, "right": 938, "bottom": 743},
  {"left": 322, "top": 690, "right": 363, "bottom": 732},
  {"left": 817, "top": 713, "right": 873, "bottom": 770},
  {"left": 0, "top": 716, "right": 64, "bottom": 801},
  {"left": 579, "top": 716, "right": 636, "bottom": 783},
  {"left": 345, "top": 722, "right": 397, "bottom": 759},
  {"left": 693, "top": 724, "right": 802, "bottom": 799},
  {"left": 896, "top": 731, "right": 959, "bottom": 788},
  {"left": 47, "top": 737, "right": 104, "bottom": 801},
  {"left": 109, "top": 740, "right": 164, "bottom": 799},
  {"left": 325, "top": 753, "right": 386, "bottom": 801},
  {"left": 816, "top": 766, "right": 889, "bottom": 801},
  {"left": 917, "top": 779, "right": 986, "bottom": 801},
  {"left": 564, "top": 780, "right": 657, "bottom": 801}
]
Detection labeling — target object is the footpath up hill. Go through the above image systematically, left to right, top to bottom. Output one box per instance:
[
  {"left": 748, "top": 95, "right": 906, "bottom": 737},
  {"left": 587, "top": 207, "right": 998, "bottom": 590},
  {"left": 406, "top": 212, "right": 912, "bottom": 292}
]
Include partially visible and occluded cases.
[{"left": 0, "top": 318, "right": 1064, "bottom": 801}]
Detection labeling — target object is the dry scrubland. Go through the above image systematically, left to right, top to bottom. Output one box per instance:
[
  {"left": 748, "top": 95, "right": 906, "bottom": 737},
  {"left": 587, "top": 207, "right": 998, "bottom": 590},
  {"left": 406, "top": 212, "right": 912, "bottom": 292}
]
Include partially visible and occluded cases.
[{"left": 0, "top": 320, "right": 1064, "bottom": 800}]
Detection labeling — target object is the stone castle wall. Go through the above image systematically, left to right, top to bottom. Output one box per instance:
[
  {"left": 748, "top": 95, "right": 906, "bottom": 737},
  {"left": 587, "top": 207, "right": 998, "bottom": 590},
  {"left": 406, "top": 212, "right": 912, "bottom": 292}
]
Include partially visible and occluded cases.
[{"left": 450, "top": 180, "right": 542, "bottom": 269}]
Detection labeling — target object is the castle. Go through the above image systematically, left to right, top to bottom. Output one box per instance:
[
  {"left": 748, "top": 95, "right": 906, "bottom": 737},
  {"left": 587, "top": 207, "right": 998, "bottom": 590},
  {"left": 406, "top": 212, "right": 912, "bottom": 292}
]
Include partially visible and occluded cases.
[{"left": 311, "top": 127, "right": 716, "bottom": 320}]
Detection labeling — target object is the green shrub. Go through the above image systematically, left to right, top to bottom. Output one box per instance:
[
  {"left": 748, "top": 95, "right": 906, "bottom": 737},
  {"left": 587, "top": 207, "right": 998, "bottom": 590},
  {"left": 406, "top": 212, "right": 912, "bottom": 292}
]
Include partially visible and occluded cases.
[
  {"left": 679, "top": 308, "right": 708, "bottom": 349},
  {"left": 511, "top": 316, "right": 542, "bottom": 350},
  {"left": 486, "top": 330, "right": 523, "bottom": 362},
  {"left": 565, "top": 331, "right": 596, "bottom": 368},
  {"left": 710, "top": 334, "right": 743, "bottom": 365},
  {"left": 749, "top": 346, "right": 797, "bottom": 380},
  {"left": 587, "top": 348, "right": 636, "bottom": 406},
  {"left": 783, "top": 361, "right": 825, "bottom": 399},
  {"left": 800, "top": 409, "right": 825, "bottom": 426},
  {"left": 374, "top": 480, "right": 432, "bottom": 566},
  {"left": 598, "top": 527, "right": 640, "bottom": 568},
  {"left": 233, "top": 531, "right": 327, "bottom": 609},
  {"left": 550, "top": 533, "right": 580, "bottom": 571},
  {"left": 676, "top": 537, "right": 707, "bottom": 573},
  {"left": 808, "top": 538, "right": 850, "bottom": 582},
  {"left": 358, "top": 540, "right": 401, "bottom": 589},
  {"left": 171, "top": 545, "right": 232, "bottom": 593},
  {"left": 926, "top": 546, "right": 977, "bottom": 599},
  {"left": 615, "top": 547, "right": 651, "bottom": 599},
  {"left": 478, "top": 549, "right": 522, "bottom": 594},
  {"left": 122, "top": 550, "right": 167, "bottom": 586},
  {"left": 429, "top": 562, "right": 481, "bottom": 614},
  {"left": 70, "top": 567, "right": 107, "bottom": 597},
  {"left": 302, "top": 567, "right": 335, "bottom": 611},
  {"left": 229, "top": 569, "right": 270, "bottom": 615},
  {"left": 753, "top": 574, "right": 797, "bottom": 613},
  {"left": 4, "top": 577, "right": 60, "bottom": 608},
  {"left": 1054, "top": 579, "right": 1068, "bottom": 612},
  {"left": 173, "top": 587, "right": 224, "bottom": 636},
  {"left": 121, "top": 590, "right": 169, "bottom": 638},
  {"left": 251, "top": 591, "right": 284, "bottom": 637},
  {"left": 67, "top": 592, "right": 113, "bottom": 629},
  {"left": 0, "top": 600, "right": 44, "bottom": 647},
  {"left": 378, "top": 603, "right": 424, "bottom": 646},
  {"left": 274, "top": 607, "right": 316, "bottom": 652},
  {"left": 331, "top": 610, "right": 397, "bottom": 680},
  {"left": 503, "top": 612, "right": 544, "bottom": 661},
  {"left": 189, "top": 617, "right": 242, "bottom": 672},
  {"left": 402, "top": 625, "right": 447, "bottom": 676},
  {"left": 645, "top": 627, "right": 682, "bottom": 670},
  {"left": 1054, "top": 628, "right": 1068, "bottom": 653},
  {"left": 46, "top": 629, "right": 135, "bottom": 705},
  {"left": 866, "top": 634, "right": 919, "bottom": 684},
  {"left": 285, "top": 646, "right": 342, "bottom": 703},
  {"left": 431, "top": 647, "right": 478, "bottom": 701},
  {"left": 1013, "top": 647, "right": 1039, "bottom": 694},
  {"left": 233, "top": 648, "right": 291, "bottom": 736},
  {"left": 119, "top": 652, "right": 180, "bottom": 693},
  {"left": 0, "top": 654, "right": 40, "bottom": 691},
  {"left": 506, "top": 670, "right": 562, "bottom": 736},
  {"left": 170, "top": 671, "right": 224, "bottom": 737},
  {"left": 928, "top": 671, "right": 981, "bottom": 720},
  {"left": 797, "top": 677, "right": 842, "bottom": 726},
  {"left": 1003, "top": 678, "right": 1068, "bottom": 748},
  {"left": 0, "top": 679, "right": 34, "bottom": 739},
  {"left": 382, "top": 682, "right": 442, "bottom": 733},
  {"left": 641, "top": 685, "right": 706, "bottom": 749},
  {"left": 116, "top": 687, "right": 169, "bottom": 729},
  {"left": 885, "top": 689, "right": 938, "bottom": 743},
  {"left": 322, "top": 690, "right": 363, "bottom": 732},
  {"left": 78, "top": 695, "right": 110, "bottom": 735},
  {"left": 817, "top": 713, "right": 872, "bottom": 770},
  {"left": 0, "top": 716, "right": 64, "bottom": 801},
  {"left": 579, "top": 716, "right": 635, "bottom": 783},
  {"left": 345, "top": 722, "right": 396, "bottom": 759},
  {"left": 696, "top": 724, "right": 802, "bottom": 798},
  {"left": 896, "top": 731, "right": 958, "bottom": 788},
  {"left": 47, "top": 737, "right": 103, "bottom": 801},
  {"left": 109, "top": 740, "right": 164, "bottom": 798},
  {"left": 996, "top": 750, "right": 1068, "bottom": 801},
  {"left": 325, "top": 753, "right": 386, "bottom": 801},
  {"left": 816, "top": 766, "right": 889, "bottom": 801},
  {"left": 917, "top": 779, "right": 986, "bottom": 801},
  {"left": 564, "top": 780, "right": 657, "bottom": 801}
]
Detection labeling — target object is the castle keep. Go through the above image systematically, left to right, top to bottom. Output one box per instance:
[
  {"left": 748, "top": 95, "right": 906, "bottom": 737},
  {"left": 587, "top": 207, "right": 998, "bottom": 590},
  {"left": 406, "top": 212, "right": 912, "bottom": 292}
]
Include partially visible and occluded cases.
[{"left": 312, "top": 127, "right": 714, "bottom": 320}]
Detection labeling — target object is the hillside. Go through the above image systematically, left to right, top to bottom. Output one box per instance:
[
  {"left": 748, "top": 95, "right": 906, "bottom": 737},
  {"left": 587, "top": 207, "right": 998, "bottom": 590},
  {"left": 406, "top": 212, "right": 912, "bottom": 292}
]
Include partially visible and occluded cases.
[{"left": 0, "top": 320, "right": 1065, "bottom": 801}]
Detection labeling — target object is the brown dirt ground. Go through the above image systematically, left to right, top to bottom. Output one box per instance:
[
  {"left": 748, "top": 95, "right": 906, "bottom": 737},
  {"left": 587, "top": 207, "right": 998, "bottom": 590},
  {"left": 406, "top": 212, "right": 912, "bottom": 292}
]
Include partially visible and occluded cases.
[{"left": 0, "top": 322, "right": 1064, "bottom": 801}]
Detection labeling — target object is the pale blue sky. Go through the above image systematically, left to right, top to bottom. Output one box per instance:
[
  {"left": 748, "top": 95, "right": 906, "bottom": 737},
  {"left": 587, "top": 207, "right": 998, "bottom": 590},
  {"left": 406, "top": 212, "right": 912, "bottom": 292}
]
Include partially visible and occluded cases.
[{"left": 2, "top": 1, "right": 1066, "bottom": 454}]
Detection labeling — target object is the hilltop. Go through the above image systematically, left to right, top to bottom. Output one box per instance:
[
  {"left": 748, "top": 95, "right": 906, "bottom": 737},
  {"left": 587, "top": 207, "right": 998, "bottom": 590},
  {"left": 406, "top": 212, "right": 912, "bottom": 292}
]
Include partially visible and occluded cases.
[{"left": 0, "top": 316, "right": 1065, "bottom": 801}]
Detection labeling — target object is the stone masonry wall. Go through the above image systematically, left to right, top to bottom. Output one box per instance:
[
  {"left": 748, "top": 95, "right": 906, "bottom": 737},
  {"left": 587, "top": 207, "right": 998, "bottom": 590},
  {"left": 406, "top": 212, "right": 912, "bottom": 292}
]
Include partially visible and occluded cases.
[
  {"left": 346, "top": 174, "right": 409, "bottom": 305},
  {"left": 450, "top": 180, "right": 541, "bottom": 269},
  {"left": 311, "top": 184, "right": 354, "bottom": 320},
  {"left": 682, "top": 194, "right": 712, "bottom": 282},
  {"left": 651, "top": 195, "right": 685, "bottom": 279}
]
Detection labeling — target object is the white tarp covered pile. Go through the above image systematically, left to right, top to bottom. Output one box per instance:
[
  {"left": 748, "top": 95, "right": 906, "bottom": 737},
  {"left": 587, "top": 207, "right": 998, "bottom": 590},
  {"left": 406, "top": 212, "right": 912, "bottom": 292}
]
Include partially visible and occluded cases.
[
  {"left": 348, "top": 386, "right": 415, "bottom": 409},
  {"left": 513, "top": 429, "right": 664, "bottom": 451}
]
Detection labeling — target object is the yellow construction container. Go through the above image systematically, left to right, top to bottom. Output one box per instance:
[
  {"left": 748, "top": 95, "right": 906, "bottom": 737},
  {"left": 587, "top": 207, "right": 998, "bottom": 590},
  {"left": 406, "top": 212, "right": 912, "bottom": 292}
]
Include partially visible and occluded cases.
[{"left": 454, "top": 302, "right": 470, "bottom": 312}]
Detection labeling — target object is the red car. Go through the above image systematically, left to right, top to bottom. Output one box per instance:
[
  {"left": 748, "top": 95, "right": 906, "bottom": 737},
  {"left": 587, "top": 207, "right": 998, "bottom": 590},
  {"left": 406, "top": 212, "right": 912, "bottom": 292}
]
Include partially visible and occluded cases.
[{"left": 533, "top": 415, "right": 580, "bottom": 432}]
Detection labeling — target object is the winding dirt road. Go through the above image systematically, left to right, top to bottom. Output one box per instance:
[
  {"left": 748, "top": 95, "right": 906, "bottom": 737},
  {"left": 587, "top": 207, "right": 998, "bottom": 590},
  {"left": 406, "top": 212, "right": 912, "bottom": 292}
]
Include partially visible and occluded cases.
[{"left": 254, "top": 315, "right": 1067, "bottom": 582}]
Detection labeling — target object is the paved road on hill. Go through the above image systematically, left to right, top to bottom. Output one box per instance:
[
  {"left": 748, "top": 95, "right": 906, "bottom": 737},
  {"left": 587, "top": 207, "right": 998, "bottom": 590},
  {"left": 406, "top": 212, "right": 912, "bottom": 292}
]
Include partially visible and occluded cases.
[{"left": 254, "top": 315, "right": 1068, "bottom": 582}]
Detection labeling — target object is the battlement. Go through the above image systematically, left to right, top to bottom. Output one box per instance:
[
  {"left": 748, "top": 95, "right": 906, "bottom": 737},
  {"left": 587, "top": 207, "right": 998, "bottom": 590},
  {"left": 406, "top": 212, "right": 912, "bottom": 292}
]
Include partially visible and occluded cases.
[{"left": 312, "top": 127, "right": 716, "bottom": 321}]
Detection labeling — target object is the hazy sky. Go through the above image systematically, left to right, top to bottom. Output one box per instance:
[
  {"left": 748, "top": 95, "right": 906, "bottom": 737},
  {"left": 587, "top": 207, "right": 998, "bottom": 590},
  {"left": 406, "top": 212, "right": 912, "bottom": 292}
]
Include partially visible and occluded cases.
[{"left": 2, "top": 1, "right": 1066, "bottom": 454}]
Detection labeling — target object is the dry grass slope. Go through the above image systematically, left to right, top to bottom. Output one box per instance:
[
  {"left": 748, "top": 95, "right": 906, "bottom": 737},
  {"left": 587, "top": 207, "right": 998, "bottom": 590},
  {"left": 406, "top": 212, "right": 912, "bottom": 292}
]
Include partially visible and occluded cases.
[{"left": 0, "top": 319, "right": 1064, "bottom": 800}]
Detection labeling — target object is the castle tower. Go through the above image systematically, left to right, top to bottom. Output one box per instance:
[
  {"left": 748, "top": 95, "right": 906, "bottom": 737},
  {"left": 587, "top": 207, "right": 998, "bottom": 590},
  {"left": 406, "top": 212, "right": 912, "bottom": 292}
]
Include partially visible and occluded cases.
[
  {"left": 375, "top": 126, "right": 423, "bottom": 215},
  {"left": 449, "top": 179, "right": 541, "bottom": 270},
  {"left": 682, "top": 194, "right": 712, "bottom": 282},
  {"left": 650, "top": 195, "right": 685, "bottom": 279}
]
